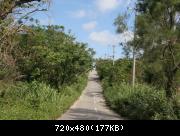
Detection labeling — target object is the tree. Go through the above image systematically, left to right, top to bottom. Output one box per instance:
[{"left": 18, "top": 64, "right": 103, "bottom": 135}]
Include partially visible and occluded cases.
[
  {"left": 0, "top": 0, "right": 49, "bottom": 80},
  {"left": 0, "top": 0, "right": 46, "bottom": 20},
  {"left": 136, "top": 0, "right": 180, "bottom": 97},
  {"left": 114, "top": 13, "right": 137, "bottom": 86},
  {"left": 114, "top": 14, "right": 128, "bottom": 34},
  {"left": 16, "top": 25, "right": 94, "bottom": 88}
]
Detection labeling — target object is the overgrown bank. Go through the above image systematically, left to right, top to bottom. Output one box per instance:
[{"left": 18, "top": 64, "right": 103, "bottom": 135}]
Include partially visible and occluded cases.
[
  {"left": 0, "top": 0, "right": 95, "bottom": 120},
  {"left": 0, "top": 24, "right": 94, "bottom": 119},
  {"left": 96, "top": 60, "right": 180, "bottom": 120},
  {"left": 0, "top": 75, "right": 87, "bottom": 120}
]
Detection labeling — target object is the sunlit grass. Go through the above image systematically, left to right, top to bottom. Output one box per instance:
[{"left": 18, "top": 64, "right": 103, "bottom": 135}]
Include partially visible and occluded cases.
[{"left": 0, "top": 75, "right": 87, "bottom": 120}]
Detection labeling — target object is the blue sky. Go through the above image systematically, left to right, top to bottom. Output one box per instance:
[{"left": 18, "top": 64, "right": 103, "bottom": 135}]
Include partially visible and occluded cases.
[{"left": 34, "top": 0, "right": 136, "bottom": 59}]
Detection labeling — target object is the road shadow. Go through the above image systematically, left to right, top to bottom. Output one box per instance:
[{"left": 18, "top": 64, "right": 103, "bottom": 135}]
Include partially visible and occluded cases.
[
  {"left": 88, "top": 76, "right": 99, "bottom": 82},
  {"left": 85, "top": 90, "right": 102, "bottom": 98},
  {"left": 61, "top": 108, "right": 121, "bottom": 120}
]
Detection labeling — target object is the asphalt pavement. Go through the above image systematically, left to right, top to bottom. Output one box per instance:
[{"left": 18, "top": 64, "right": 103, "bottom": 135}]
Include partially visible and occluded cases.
[{"left": 58, "top": 70, "right": 122, "bottom": 120}]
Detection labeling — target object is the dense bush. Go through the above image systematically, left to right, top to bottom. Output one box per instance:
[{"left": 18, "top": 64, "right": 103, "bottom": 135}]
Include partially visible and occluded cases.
[
  {"left": 0, "top": 1, "right": 94, "bottom": 120},
  {"left": 0, "top": 25, "right": 94, "bottom": 119},
  {"left": 15, "top": 25, "right": 94, "bottom": 88},
  {"left": 96, "top": 59, "right": 132, "bottom": 84},
  {"left": 96, "top": 59, "right": 180, "bottom": 120},
  {"left": 96, "top": 60, "right": 113, "bottom": 80},
  {"left": 0, "top": 75, "right": 87, "bottom": 120},
  {"left": 103, "top": 82, "right": 177, "bottom": 120}
]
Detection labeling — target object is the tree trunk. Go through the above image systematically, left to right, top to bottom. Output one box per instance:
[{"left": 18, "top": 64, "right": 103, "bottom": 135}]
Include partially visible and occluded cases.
[{"left": 165, "top": 63, "right": 177, "bottom": 98}]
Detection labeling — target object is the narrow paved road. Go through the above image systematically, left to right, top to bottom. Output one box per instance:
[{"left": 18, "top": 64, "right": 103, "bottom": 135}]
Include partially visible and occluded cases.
[{"left": 58, "top": 70, "right": 122, "bottom": 120}]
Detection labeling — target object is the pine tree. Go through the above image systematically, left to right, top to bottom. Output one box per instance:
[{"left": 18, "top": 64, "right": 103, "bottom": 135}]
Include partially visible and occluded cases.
[{"left": 136, "top": 0, "right": 180, "bottom": 98}]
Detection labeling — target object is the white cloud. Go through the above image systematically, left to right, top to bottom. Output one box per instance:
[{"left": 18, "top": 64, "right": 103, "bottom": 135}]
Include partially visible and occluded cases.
[
  {"left": 95, "top": 0, "right": 120, "bottom": 12},
  {"left": 95, "top": 0, "right": 134, "bottom": 13},
  {"left": 70, "top": 9, "right": 97, "bottom": 19},
  {"left": 71, "top": 10, "right": 86, "bottom": 18},
  {"left": 82, "top": 21, "right": 97, "bottom": 31},
  {"left": 89, "top": 30, "right": 134, "bottom": 45}
]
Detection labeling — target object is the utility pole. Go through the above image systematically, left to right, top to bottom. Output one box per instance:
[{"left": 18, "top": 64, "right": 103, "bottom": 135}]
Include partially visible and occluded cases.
[
  {"left": 132, "top": 7, "right": 137, "bottom": 88},
  {"left": 112, "top": 45, "right": 115, "bottom": 66},
  {"left": 132, "top": 47, "right": 136, "bottom": 87},
  {"left": 104, "top": 53, "right": 107, "bottom": 59}
]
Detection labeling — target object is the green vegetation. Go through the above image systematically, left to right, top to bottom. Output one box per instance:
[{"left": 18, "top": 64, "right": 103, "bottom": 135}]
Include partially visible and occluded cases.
[
  {"left": 0, "top": 0, "right": 94, "bottom": 119},
  {"left": 0, "top": 0, "right": 179, "bottom": 120},
  {"left": 96, "top": 0, "right": 180, "bottom": 120},
  {"left": 135, "top": 0, "right": 180, "bottom": 97},
  {"left": 0, "top": 25, "right": 93, "bottom": 120},
  {"left": 16, "top": 25, "right": 94, "bottom": 88},
  {"left": 96, "top": 59, "right": 180, "bottom": 120},
  {"left": 97, "top": 59, "right": 132, "bottom": 84},
  {"left": 0, "top": 76, "right": 87, "bottom": 120},
  {"left": 103, "top": 83, "right": 177, "bottom": 120}
]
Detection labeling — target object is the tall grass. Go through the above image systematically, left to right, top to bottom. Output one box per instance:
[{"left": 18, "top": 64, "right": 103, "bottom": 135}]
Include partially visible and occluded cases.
[
  {"left": 0, "top": 75, "right": 87, "bottom": 120},
  {"left": 103, "top": 81, "right": 178, "bottom": 120}
]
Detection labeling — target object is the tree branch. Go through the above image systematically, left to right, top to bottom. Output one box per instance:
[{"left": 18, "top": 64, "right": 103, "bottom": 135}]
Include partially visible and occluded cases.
[{"left": 0, "top": 0, "right": 42, "bottom": 20}]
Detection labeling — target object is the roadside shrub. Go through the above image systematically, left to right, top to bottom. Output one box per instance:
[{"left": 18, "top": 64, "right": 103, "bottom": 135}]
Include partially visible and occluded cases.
[
  {"left": 96, "top": 59, "right": 132, "bottom": 84},
  {"left": 0, "top": 75, "right": 87, "bottom": 120},
  {"left": 103, "top": 82, "right": 178, "bottom": 120}
]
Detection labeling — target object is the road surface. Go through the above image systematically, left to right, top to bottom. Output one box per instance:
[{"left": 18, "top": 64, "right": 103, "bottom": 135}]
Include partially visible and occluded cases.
[{"left": 58, "top": 70, "right": 122, "bottom": 120}]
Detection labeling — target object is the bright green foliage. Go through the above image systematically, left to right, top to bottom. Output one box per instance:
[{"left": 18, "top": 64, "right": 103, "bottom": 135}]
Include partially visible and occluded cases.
[
  {"left": 0, "top": 0, "right": 94, "bottom": 120},
  {"left": 0, "top": 24, "right": 93, "bottom": 119},
  {"left": 15, "top": 25, "right": 94, "bottom": 88},
  {"left": 96, "top": 59, "right": 132, "bottom": 84},
  {"left": 96, "top": 59, "right": 113, "bottom": 80},
  {"left": 96, "top": 59, "right": 144, "bottom": 84},
  {"left": 96, "top": 60, "right": 179, "bottom": 120},
  {"left": 0, "top": 75, "right": 87, "bottom": 120},
  {"left": 103, "top": 83, "right": 177, "bottom": 120}
]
